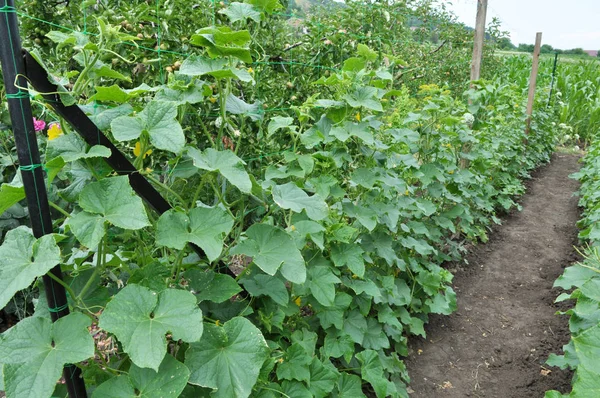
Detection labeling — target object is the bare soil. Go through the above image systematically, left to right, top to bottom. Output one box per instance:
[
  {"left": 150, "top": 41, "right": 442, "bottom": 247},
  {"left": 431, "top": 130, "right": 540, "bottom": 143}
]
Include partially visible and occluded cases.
[{"left": 405, "top": 153, "right": 581, "bottom": 398}]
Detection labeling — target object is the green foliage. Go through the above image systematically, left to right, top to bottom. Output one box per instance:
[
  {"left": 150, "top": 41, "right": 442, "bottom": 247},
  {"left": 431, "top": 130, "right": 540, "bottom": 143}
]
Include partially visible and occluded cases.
[
  {"left": 0, "top": 0, "right": 563, "bottom": 397},
  {"left": 546, "top": 141, "right": 600, "bottom": 397},
  {"left": 0, "top": 227, "right": 61, "bottom": 309},
  {"left": 99, "top": 284, "right": 203, "bottom": 371},
  {"left": 0, "top": 313, "right": 94, "bottom": 398}
]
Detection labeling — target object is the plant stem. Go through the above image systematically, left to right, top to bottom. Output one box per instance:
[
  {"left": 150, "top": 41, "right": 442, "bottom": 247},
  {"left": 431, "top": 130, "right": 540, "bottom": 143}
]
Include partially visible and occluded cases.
[
  {"left": 147, "top": 174, "right": 188, "bottom": 210},
  {"left": 48, "top": 200, "right": 71, "bottom": 218},
  {"left": 77, "top": 240, "right": 104, "bottom": 302},
  {"left": 170, "top": 247, "right": 187, "bottom": 282},
  {"left": 47, "top": 271, "right": 78, "bottom": 305}
]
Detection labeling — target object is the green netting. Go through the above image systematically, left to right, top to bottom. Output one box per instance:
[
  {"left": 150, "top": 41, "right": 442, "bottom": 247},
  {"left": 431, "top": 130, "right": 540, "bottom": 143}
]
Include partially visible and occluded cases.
[{"left": 2, "top": 0, "right": 481, "bottom": 186}]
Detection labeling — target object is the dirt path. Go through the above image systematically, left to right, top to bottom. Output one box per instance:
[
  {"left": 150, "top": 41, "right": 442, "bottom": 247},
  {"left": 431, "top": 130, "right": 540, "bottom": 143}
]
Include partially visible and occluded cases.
[{"left": 405, "top": 153, "right": 581, "bottom": 398}]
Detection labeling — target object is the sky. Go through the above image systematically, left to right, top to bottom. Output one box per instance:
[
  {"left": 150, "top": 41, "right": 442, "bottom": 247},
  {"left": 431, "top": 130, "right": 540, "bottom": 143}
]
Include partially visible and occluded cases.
[{"left": 439, "top": 0, "right": 600, "bottom": 50}]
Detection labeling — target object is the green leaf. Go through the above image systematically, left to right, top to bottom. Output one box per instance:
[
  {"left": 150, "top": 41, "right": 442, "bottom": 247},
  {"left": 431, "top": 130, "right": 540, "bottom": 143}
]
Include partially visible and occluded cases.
[
  {"left": 246, "top": 0, "right": 282, "bottom": 13},
  {"left": 220, "top": 2, "right": 262, "bottom": 23},
  {"left": 190, "top": 27, "right": 252, "bottom": 63},
  {"left": 46, "top": 30, "right": 89, "bottom": 50},
  {"left": 357, "top": 44, "right": 378, "bottom": 61},
  {"left": 179, "top": 56, "right": 253, "bottom": 82},
  {"left": 342, "top": 57, "right": 366, "bottom": 72},
  {"left": 92, "top": 83, "right": 152, "bottom": 104},
  {"left": 344, "top": 87, "right": 383, "bottom": 112},
  {"left": 157, "top": 89, "right": 202, "bottom": 108},
  {"left": 226, "top": 94, "right": 263, "bottom": 121},
  {"left": 111, "top": 100, "right": 185, "bottom": 153},
  {"left": 85, "top": 103, "right": 133, "bottom": 130},
  {"left": 268, "top": 116, "right": 294, "bottom": 137},
  {"left": 331, "top": 122, "right": 374, "bottom": 145},
  {"left": 47, "top": 133, "right": 110, "bottom": 163},
  {"left": 187, "top": 147, "right": 252, "bottom": 193},
  {"left": 78, "top": 175, "right": 150, "bottom": 230},
  {"left": 0, "top": 183, "right": 25, "bottom": 216},
  {"left": 273, "top": 183, "right": 328, "bottom": 221},
  {"left": 343, "top": 202, "right": 378, "bottom": 231},
  {"left": 156, "top": 207, "right": 234, "bottom": 262},
  {"left": 67, "top": 211, "right": 106, "bottom": 249},
  {"left": 291, "top": 220, "right": 325, "bottom": 250},
  {"left": 231, "top": 224, "right": 306, "bottom": 283},
  {"left": 0, "top": 227, "right": 61, "bottom": 309},
  {"left": 331, "top": 243, "right": 365, "bottom": 278},
  {"left": 129, "top": 262, "right": 171, "bottom": 293},
  {"left": 554, "top": 265, "right": 599, "bottom": 290},
  {"left": 308, "top": 266, "right": 341, "bottom": 306},
  {"left": 185, "top": 269, "right": 241, "bottom": 303},
  {"left": 240, "top": 273, "right": 289, "bottom": 305},
  {"left": 99, "top": 284, "right": 203, "bottom": 371},
  {"left": 425, "top": 286, "right": 457, "bottom": 315},
  {"left": 315, "top": 292, "right": 352, "bottom": 330},
  {"left": 343, "top": 309, "right": 367, "bottom": 344},
  {"left": 0, "top": 313, "right": 93, "bottom": 398},
  {"left": 185, "top": 317, "right": 268, "bottom": 398},
  {"left": 362, "top": 318, "right": 390, "bottom": 350},
  {"left": 573, "top": 324, "right": 600, "bottom": 371},
  {"left": 324, "top": 332, "right": 354, "bottom": 361},
  {"left": 276, "top": 343, "right": 312, "bottom": 382},
  {"left": 356, "top": 350, "right": 393, "bottom": 398},
  {"left": 91, "top": 355, "right": 190, "bottom": 398},
  {"left": 308, "top": 357, "right": 339, "bottom": 397},
  {"left": 570, "top": 366, "right": 600, "bottom": 397},
  {"left": 336, "top": 373, "right": 366, "bottom": 397},
  {"left": 281, "top": 381, "right": 312, "bottom": 398}
]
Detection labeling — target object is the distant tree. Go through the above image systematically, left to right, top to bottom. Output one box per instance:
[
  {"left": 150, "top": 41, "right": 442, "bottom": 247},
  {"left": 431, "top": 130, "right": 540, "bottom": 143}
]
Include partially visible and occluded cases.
[
  {"left": 496, "top": 37, "right": 516, "bottom": 50},
  {"left": 517, "top": 43, "right": 535, "bottom": 52},
  {"left": 540, "top": 44, "right": 554, "bottom": 53},
  {"left": 564, "top": 48, "right": 587, "bottom": 55},
  {"left": 597, "top": 51, "right": 600, "bottom": 58}
]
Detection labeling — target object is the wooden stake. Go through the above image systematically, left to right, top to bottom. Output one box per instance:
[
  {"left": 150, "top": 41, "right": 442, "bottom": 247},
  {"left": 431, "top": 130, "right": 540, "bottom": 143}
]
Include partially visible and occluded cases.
[
  {"left": 462, "top": 0, "right": 487, "bottom": 169},
  {"left": 470, "top": 0, "right": 488, "bottom": 85},
  {"left": 526, "top": 32, "right": 543, "bottom": 134}
]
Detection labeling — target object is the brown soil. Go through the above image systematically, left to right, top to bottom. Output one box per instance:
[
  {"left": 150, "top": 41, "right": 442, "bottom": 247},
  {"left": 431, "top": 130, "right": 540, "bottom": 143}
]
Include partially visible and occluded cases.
[{"left": 405, "top": 153, "right": 581, "bottom": 398}]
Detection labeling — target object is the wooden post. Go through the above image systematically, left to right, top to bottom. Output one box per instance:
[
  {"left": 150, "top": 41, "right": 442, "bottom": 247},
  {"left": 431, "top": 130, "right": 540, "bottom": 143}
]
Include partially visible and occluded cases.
[
  {"left": 462, "top": 0, "right": 487, "bottom": 169},
  {"left": 470, "top": 0, "right": 488, "bottom": 85},
  {"left": 526, "top": 32, "right": 543, "bottom": 134}
]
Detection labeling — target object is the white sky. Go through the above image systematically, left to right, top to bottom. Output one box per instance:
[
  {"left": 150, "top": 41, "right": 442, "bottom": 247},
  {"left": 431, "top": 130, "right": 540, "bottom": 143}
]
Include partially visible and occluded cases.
[{"left": 438, "top": 0, "right": 600, "bottom": 50}]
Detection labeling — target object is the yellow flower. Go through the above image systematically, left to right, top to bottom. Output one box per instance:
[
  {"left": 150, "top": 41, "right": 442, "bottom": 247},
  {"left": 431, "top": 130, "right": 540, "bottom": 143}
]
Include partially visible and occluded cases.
[
  {"left": 248, "top": 67, "right": 254, "bottom": 73},
  {"left": 209, "top": 96, "right": 217, "bottom": 103},
  {"left": 355, "top": 113, "right": 361, "bottom": 122},
  {"left": 47, "top": 123, "right": 63, "bottom": 140},
  {"left": 133, "top": 141, "right": 152, "bottom": 158},
  {"left": 448, "top": 170, "right": 454, "bottom": 175},
  {"left": 290, "top": 225, "right": 296, "bottom": 231},
  {"left": 294, "top": 297, "right": 302, "bottom": 306},
  {"left": 215, "top": 320, "right": 221, "bottom": 326},
  {"left": 277, "top": 358, "right": 284, "bottom": 364}
]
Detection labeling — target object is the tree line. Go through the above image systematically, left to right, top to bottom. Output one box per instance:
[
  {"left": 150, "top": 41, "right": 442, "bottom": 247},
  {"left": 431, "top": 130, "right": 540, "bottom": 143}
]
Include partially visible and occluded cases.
[{"left": 496, "top": 37, "right": 597, "bottom": 56}]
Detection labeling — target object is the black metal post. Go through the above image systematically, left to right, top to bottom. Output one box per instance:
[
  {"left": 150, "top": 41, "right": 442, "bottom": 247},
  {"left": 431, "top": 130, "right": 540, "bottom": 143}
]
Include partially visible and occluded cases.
[
  {"left": 0, "top": 1, "right": 87, "bottom": 397},
  {"left": 547, "top": 52, "right": 559, "bottom": 107}
]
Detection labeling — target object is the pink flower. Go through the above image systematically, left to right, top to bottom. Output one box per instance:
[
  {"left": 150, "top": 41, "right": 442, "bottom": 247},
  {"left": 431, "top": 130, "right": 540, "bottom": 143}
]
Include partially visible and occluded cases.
[{"left": 33, "top": 117, "right": 46, "bottom": 132}]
